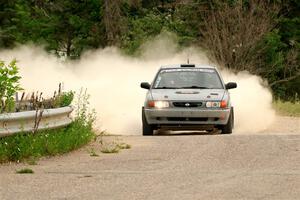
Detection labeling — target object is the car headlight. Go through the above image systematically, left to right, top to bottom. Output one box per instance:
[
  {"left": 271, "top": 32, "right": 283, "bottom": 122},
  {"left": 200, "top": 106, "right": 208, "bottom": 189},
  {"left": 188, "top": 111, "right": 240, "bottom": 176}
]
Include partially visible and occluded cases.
[
  {"left": 206, "top": 100, "right": 227, "bottom": 108},
  {"left": 148, "top": 101, "right": 169, "bottom": 108}
]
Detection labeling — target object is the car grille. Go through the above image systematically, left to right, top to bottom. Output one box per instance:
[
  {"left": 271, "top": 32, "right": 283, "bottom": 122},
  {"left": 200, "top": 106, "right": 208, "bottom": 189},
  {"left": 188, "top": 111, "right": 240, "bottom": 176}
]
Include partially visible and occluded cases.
[{"left": 173, "top": 102, "right": 203, "bottom": 107}]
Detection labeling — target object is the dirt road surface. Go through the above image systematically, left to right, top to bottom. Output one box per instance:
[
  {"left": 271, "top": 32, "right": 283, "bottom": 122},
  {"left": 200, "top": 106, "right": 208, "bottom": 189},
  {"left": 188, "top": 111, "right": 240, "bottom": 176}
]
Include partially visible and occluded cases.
[{"left": 0, "top": 116, "right": 299, "bottom": 200}]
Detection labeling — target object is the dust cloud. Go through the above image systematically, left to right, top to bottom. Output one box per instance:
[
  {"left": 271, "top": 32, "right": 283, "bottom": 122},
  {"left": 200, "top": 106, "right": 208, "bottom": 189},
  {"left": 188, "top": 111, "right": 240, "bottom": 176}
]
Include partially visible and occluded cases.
[{"left": 0, "top": 35, "right": 275, "bottom": 134}]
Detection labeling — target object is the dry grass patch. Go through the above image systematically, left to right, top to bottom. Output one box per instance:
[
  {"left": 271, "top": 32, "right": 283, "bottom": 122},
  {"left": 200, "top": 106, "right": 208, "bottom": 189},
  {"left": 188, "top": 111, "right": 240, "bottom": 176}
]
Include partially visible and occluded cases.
[{"left": 273, "top": 101, "right": 300, "bottom": 117}]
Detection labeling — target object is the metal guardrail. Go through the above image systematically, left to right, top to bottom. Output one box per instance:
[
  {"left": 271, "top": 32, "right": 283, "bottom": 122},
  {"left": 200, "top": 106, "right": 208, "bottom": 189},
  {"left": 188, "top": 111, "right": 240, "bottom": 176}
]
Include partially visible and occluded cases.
[{"left": 0, "top": 106, "right": 73, "bottom": 137}]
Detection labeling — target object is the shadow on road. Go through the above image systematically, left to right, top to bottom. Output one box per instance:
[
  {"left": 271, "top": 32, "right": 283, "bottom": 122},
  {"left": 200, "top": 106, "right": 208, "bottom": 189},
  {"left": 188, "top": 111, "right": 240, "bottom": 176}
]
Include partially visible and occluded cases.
[{"left": 154, "top": 129, "right": 221, "bottom": 136}]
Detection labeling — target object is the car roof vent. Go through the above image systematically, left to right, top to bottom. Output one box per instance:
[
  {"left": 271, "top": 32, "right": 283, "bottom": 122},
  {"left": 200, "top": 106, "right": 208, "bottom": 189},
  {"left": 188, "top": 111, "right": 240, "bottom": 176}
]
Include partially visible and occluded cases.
[{"left": 181, "top": 64, "right": 195, "bottom": 68}]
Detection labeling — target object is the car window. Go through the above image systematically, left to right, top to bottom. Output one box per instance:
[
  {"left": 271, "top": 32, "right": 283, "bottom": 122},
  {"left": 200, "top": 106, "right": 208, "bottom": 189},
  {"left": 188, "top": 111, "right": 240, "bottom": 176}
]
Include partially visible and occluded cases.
[{"left": 153, "top": 68, "right": 223, "bottom": 89}]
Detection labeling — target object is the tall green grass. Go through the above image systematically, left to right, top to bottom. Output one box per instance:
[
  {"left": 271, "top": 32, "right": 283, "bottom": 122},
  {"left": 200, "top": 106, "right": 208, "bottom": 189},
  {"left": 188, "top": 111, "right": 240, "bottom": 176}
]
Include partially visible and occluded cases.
[
  {"left": 273, "top": 101, "right": 300, "bottom": 117},
  {"left": 0, "top": 120, "right": 95, "bottom": 163}
]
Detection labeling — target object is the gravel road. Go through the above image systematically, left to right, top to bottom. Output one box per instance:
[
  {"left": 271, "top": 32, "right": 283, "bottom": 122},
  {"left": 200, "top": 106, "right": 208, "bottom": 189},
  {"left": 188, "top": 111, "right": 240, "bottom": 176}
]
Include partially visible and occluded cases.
[{"left": 0, "top": 116, "right": 299, "bottom": 200}]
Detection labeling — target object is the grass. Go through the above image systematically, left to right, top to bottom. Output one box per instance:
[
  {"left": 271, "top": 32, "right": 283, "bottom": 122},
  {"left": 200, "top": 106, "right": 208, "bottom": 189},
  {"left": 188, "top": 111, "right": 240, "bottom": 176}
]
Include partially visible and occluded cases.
[
  {"left": 273, "top": 100, "right": 300, "bottom": 117},
  {"left": 0, "top": 119, "right": 95, "bottom": 163},
  {"left": 100, "top": 141, "right": 131, "bottom": 154},
  {"left": 117, "top": 143, "right": 131, "bottom": 150},
  {"left": 100, "top": 145, "right": 120, "bottom": 154},
  {"left": 89, "top": 148, "right": 99, "bottom": 157},
  {"left": 26, "top": 157, "right": 38, "bottom": 165},
  {"left": 16, "top": 168, "right": 34, "bottom": 174}
]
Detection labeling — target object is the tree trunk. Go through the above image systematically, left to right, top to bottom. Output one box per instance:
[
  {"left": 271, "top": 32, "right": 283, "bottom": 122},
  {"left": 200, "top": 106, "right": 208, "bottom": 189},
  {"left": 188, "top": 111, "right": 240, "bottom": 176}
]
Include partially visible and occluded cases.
[{"left": 104, "top": 0, "right": 123, "bottom": 46}]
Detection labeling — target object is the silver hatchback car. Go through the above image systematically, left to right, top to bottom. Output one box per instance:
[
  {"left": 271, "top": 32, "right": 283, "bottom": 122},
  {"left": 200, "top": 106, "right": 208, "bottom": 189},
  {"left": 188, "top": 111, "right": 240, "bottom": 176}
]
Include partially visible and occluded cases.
[{"left": 140, "top": 64, "right": 237, "bottom": 136}]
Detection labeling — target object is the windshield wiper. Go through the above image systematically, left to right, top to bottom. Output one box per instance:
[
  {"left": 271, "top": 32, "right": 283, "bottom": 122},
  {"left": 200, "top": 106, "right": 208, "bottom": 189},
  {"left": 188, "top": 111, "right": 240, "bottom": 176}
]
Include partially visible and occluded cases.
[
  {"left": 155, "top": 86, "right": 180, "bottom": 89},
  {"left": 180, "top": 86, "right": 209, "bottom": 89}
]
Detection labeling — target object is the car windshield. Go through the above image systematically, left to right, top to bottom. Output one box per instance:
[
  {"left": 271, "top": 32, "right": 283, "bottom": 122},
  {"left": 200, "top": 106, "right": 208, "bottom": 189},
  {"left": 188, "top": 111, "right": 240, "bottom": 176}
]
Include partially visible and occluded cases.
[{"left": 153, "top": 68, "right": 223, "bottom": 89}]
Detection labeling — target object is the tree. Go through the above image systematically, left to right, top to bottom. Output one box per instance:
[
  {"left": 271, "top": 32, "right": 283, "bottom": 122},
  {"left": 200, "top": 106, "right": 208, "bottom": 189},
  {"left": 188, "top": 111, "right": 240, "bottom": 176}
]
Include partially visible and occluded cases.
[
  {"left": 0, "top": 0, "right": 18, "bottom": 47},
  {"left": 1, "top": 0, "right": 106, "bottom": 58},
  {"left": 103, "top": 0, "right": 124, "bottom": 46},
  {"left": 198, "top": 0, "right": 300, "bottom": 99},
  {"left": 199, "top": 0, "right": 280, "bottom": 73}
]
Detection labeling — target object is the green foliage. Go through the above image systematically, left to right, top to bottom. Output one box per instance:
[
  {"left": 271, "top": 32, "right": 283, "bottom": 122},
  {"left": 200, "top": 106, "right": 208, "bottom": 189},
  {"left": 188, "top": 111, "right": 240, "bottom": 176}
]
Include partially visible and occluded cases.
[
  {"left": 0, "top": 0, "right": 17, "bottom": 47},
  {"left": 1, "top": 0, "right": 106, "bottom": 58},
  {"left": 271, "top": 1, "right": 300, "bottom": 99},
  {"left": 121, "top": 6, "right": 198, "bottom": 54},
  {"left": 121, "top": 9, "right": 165, "bottom": 54},
  {"left": 258, "top": 24, "right": 299, "bottom": 100},
  {"left": 258, "top": 31, "right": 285, "bottom": 82},
  {"left": 0, "top": 59, "right": 22, "bottom": 113},
  {"left": 74, "top": 88, "right": 96, "bottom": 128},
  {"left": 0, "top": 90, "right": 96, "bottom": 163},
  {"left": 56, "top": 91, "right": 75, "bottom": 107},
  {"left": 0, "top": 120, "right": 95, "bottom": 163}
]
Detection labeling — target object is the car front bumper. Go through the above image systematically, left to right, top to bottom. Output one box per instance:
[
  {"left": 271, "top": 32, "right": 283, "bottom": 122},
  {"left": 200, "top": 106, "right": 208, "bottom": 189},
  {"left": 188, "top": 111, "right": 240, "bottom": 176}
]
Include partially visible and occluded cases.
[{"left": 144, "top": 107, "right": 230, "bottom": 125}]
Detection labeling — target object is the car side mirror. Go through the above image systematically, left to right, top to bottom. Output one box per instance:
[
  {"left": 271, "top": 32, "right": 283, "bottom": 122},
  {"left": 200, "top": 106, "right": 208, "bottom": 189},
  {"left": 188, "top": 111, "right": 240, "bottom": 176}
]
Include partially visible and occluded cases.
[
  {"left": 141, "top": 82, "right": 151, "bottom": 89},
  {"left": 225, "top": 82, "right": 237, "bottom": 90}
]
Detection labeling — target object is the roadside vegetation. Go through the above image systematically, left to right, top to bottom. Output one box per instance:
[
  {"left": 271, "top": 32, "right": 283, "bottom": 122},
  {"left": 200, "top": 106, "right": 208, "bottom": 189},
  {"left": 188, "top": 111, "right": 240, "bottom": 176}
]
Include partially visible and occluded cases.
[
  {"left": 0, "top": 59, "right": 22, "bottom": 113},
  {"left": 0, "top": 60, "right": 131, "bottom": 163},
  {"left": 0, "top": 60, "right": 96, "bottom": 163},
  {"left": 0, "top": 89, "right": 96, "bottom": 163},
  {"left": 273, "top": 100, "right": 300, "bottom": 117},
  {"left": 90, "top": 133, "right": 132, "bottom": 155},
  {"left": 99, "top": 142, "right": 131, "bottom": 154},
  {"left": 89, "top": 145, "right": 131, "bottom": 155},
  {"left": 100, "top": 145, "right": 121, "bottom": 154},
  {"left": 89, "top": 148, "right": 99, "bottom": 157},
  {"left": 16, "top": 168, "right": 34, "bottom": 174}
]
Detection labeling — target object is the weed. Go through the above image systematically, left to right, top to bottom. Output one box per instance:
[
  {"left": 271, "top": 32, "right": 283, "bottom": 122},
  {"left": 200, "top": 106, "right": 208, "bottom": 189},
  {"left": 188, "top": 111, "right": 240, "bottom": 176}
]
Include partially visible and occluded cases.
[
  {"left": 0, "top": 59, "right": 22, "bottom": 113},
  {"left": 56, "top": 91, "right": 74, "bottom": 107},
  {"left": 99, "top": 141, "right": 131, "bottom": 154},
  {"left": 117, "top": 143, "right": 131, "bottom": 150},
  {"left": 100, "top": 144, "right": 120, "bottom": 154},
  {"left": 89, "top": 148, "right": 99, "bottom": 157},
  {"left": 101, "top": 148, "right": 120, "bottom": 154},
  {"left": 26, "top": 157, "right": 38, "bottom": 165},
  {"left": 16, "top": 168, "right": 34, "bottom": 174}
]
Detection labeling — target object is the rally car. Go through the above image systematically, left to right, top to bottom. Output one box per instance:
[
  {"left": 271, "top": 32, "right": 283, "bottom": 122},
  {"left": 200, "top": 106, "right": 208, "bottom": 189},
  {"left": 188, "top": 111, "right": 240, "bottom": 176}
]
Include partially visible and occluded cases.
[{"left": 140, "top": 64, "right": 237, "bottom": 135}]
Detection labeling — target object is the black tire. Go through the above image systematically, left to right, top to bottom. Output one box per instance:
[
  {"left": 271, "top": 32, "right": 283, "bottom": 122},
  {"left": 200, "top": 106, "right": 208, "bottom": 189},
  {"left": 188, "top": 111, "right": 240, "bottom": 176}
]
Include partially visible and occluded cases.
[
  {"left": 142, "top": 107, "right": 154, "bottom": 136},
  {"left": 221, "top": 107, "right": 234, "bottom": 134},
  {"left": 231, "top": 107, "right": 234, "bottom": 129}
]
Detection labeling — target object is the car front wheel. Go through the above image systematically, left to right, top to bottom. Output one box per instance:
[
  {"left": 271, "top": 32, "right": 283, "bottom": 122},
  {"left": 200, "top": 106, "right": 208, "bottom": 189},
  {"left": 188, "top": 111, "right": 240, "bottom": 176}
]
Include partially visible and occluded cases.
[
  {"left": 142, "top": 107, "right": 154, "bottom": 136},
  {"left": 220, "top": 107, "right": 234, "bottom": 134}
]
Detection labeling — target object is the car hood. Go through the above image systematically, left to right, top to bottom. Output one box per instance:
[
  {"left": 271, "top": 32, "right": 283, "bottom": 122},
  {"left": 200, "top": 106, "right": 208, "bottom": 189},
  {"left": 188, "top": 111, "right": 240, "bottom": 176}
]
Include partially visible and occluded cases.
[{"left": 150, "top": 89, "right": 225, "bottom": 101}]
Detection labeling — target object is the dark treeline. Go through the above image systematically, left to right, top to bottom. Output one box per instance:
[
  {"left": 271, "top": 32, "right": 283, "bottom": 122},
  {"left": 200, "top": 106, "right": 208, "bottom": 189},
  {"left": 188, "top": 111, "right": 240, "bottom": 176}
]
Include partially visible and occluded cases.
[{"left": 0, "top": 0, "right": 299, "bottom": 100}]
